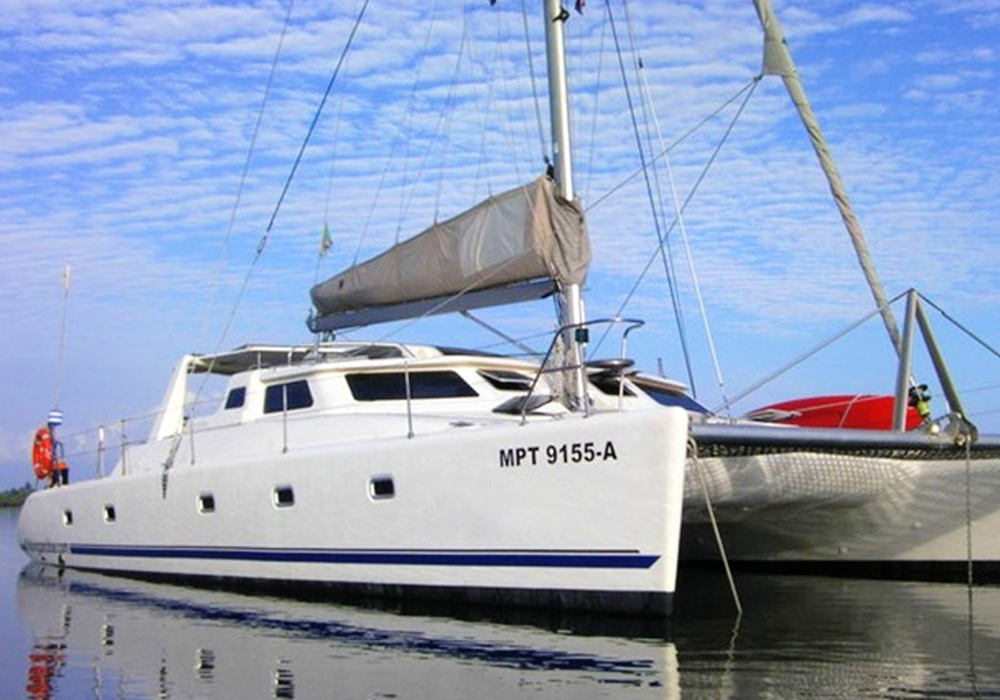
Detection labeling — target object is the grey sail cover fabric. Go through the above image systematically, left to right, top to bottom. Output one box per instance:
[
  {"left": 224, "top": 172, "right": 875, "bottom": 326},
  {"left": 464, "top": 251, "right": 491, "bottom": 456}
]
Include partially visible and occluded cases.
[{"left": 310, "top": 175, "right": 590, "bottom": 324}]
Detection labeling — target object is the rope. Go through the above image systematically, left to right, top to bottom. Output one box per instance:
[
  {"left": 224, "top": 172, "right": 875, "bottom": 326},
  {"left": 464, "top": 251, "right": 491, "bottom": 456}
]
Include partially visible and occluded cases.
[
  {"left": 688, "top": 435, "right": 743, "bottom": 617},
  {"left": 964, "top": 437, "right": 981, "bottom": 697},
  {"left": 965, "top": 438, "right": 975, "bottom": 587}
]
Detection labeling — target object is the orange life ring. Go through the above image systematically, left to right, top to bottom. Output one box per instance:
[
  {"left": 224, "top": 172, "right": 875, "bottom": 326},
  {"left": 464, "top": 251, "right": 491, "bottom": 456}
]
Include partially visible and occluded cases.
[{"left": 32, "top": 427, "right": 53, "bottom": 480}]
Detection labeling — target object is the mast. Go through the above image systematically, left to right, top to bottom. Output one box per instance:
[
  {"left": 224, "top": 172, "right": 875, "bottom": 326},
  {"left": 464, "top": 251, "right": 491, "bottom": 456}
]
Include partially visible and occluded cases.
[
  {"left": 544, "top": 0, "right": 588, "bottom": 410},
  {"left": 753, "top": 0, "right": 903, "bottom": 355}
]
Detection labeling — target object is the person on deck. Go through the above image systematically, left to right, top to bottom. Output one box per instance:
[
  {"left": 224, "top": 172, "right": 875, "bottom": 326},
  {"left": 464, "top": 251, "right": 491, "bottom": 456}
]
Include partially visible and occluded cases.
[{"left": 47, "top": 410, "right": 69, "bottom": 487}]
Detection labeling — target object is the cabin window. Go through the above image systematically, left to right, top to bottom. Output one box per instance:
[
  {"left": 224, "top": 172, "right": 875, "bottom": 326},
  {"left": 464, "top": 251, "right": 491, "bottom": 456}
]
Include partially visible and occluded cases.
[
  {"left": 478, "top": 369, "right": 534, "bottom": 392},
  {"left": 347, "top": 371, "right": 478, "bottom": 401},
  {"left": 589, "top": 375, "right": 636, "bottom": 398},
  {"left": 264, "top": 380, "right": 313, "bottom": 414},
  {"left": 634, "top": 384, "right": 709, "bottom": 413},
  {"left": 224, "top": 387, "right": 246, "bottom": 410},
  {"left": 369, "top": 476, "right": 395, "bottom": 500},
  {"left": 273, "top": 484, "right": 295, "bottom": 508},
  {"left": 198, "top": 493, "right": 216, "bottom": 513},
  {"left": 103, "top": 504, "right": 117, "bottom": 523},
  {"left": 63, "top": 509, "right": 73, "bottom": 526}
]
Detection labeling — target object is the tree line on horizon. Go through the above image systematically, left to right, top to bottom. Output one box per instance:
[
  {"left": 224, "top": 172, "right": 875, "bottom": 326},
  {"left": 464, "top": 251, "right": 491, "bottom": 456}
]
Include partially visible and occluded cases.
[{"left": 0, "top": 483, "right": 34, "bottom": 507}]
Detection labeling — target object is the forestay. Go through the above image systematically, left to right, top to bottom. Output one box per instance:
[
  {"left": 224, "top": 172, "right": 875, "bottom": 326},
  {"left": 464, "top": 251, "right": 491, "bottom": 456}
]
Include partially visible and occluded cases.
[{"left": 309, "top": 175, "right": 590, "bottom": 331}]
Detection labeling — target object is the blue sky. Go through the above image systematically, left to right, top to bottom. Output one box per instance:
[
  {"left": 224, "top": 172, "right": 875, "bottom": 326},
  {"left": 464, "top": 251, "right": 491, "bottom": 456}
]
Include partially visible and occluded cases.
[{"left": 1, "top": 0, "right": 998, "bottom": 488}]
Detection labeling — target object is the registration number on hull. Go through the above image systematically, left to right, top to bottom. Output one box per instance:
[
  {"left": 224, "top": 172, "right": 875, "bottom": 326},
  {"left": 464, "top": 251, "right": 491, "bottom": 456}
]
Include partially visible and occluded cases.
[{"left": 499, "top": 441, "right": 618, "bottom": 468}]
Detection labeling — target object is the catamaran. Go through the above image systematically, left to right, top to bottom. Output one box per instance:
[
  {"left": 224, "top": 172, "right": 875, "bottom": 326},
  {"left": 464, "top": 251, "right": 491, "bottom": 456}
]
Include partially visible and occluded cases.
[{"left": 17, "top": 2, "right": 689, "bottom": 616}]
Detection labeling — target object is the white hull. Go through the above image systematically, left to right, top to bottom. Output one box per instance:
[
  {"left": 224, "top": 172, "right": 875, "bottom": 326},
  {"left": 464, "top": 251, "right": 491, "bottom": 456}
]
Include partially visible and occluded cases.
[
  {"left": 19, "top": 405, "right": 688, "bottom": 615},
  {"left": 682, "top": 424, "right": 1000, "bottom": 577}
]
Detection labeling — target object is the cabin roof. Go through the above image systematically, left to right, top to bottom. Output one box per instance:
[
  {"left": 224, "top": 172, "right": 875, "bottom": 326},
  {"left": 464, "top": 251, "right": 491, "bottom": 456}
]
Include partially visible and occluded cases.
[{"left": 185, "top": 342, "right": 527, "bottom": 377}]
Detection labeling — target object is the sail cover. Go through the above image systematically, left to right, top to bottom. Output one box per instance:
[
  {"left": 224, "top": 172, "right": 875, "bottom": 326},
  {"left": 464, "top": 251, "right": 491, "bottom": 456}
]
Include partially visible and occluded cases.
[{"left": 309, "top": 175, "right": 590, "bottom": 331}]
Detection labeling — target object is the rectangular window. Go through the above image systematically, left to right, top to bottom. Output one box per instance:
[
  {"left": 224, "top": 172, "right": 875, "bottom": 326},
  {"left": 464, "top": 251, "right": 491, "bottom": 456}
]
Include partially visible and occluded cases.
[
  {"left": 478, "top": 369, "right": 534, "bottom": 392},
  {"left": 347, "top": 371, "right": 478, "bottom": 401},
  {"left": 264, "top": 380, "right": 313, "bottom": 414},
  {"left": 224, "top": 387, "right": 246, "bottom": 410},
  {"left": 369, "top": 476, "right": 395, "bottom": 500},
  {"left": 273, "top": 485, "right": 295, "bottom": 508},
  {"left": 198, "top": 493, "right": 216, "bottom": 513},
  {"left": 103, "top": 504, "right": 117, "bottom": 523}
]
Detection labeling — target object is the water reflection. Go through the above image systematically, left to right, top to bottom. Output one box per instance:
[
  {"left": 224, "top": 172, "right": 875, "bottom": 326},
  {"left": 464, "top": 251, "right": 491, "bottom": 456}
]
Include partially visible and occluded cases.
[
  {"left": 15, "top": 563, "right": 1000, "bottom": 699},
  {"left": 17, "top": 565, "right": 678, "bottom": 699},
  {"left": 672, "top": 570, "right": 1000, "bottom": 699}
]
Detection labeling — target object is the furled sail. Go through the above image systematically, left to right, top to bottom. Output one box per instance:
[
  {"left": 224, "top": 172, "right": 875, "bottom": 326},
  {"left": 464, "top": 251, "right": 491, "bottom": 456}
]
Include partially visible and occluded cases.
[{"left": 309, "top": 175, "right": 590, "bottom": 332}]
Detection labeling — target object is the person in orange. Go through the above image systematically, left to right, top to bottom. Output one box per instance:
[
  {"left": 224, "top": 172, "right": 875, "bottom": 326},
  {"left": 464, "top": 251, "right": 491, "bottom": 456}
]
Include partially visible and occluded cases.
[{"left": 47, "top": 409, "right": 69, "bottom": 486}]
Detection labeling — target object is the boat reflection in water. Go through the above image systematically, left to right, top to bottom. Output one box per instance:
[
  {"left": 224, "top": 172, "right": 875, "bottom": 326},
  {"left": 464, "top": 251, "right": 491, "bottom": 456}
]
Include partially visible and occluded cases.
[
  {"left": 16, "top": 564, "right": 679, "bottom": 699},
  {"left": 17, "top": 564, "right": 1000, "bottom": 699}
]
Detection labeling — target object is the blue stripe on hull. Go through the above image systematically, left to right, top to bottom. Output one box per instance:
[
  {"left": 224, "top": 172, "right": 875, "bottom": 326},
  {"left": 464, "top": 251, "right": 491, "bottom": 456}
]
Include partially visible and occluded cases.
[{"left": 69, "top": 544, "right": 660, "bottom": 569}]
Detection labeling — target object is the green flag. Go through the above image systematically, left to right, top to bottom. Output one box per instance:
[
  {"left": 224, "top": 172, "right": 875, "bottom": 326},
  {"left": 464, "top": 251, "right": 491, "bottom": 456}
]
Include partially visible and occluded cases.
[{"left": 319, "top": 222, "right": 332, "bottom": 256}]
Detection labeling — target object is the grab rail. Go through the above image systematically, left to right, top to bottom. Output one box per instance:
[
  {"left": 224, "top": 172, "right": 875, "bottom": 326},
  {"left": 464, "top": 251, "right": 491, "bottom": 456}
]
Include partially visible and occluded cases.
[{"left": 519, "top": 317, "right": 645, "bottom": 424}]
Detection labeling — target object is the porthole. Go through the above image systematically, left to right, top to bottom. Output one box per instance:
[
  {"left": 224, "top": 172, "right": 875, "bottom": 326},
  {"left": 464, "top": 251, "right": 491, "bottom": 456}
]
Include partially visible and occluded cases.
[
  {"left": 369, "top": 476, "right": 395, "bottom": 500},
  {"left": 273, "top": 485, "right": 295, "bottom": 508},
  {"left": 198, "top": 493, "right": 216, "bottom": 514},
  {"left": 103, "top": 504, "right": 117, "bottom": 523},
  {"left": 63, "top": 509, "right": 73, "bottom": 526}
]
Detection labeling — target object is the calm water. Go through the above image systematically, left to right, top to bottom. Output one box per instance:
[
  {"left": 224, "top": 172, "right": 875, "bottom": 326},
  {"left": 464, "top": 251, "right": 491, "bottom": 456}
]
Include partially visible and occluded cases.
[{"left": 2, "top": 506, "right": 999, "bottom": 699}]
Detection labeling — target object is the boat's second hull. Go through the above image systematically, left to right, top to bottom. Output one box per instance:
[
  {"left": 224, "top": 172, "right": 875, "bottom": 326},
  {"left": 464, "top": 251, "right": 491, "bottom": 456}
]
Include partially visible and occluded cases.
[{"left": 681, "top": 433, "right": 1000, "bottom": 579}]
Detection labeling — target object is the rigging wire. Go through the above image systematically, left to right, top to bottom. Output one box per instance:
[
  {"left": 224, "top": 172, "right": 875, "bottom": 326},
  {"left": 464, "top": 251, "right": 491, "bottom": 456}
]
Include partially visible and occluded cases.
[
  {"left": 173, "top": 0, "right": 369, "bottom": 468},
  {"left": 196, "top": 0, "right": 296, "bottom": 352},
  {"left": 260, "top": 0, "right": 371, "bottom": 247},
  {"left": 358, "top": 0, "right": 447, "bottom": 251},
  {"left": 396, "top": 0, "right": 446, "bottom": 239},
  {"left": 520, "top": 0, "right": 550, "bottom": 166},
  {"left": 605, "top": 0, "right": 696, "bottom": 394},
  {"left": 620, "top": 0, "right": 696, "bottom": 391},
  {"left": 351, "top": 1, "right": 441, "bottom": 261},
  {"left": 624, "top": 2, "right": 730, "bottom": 406},
  {"left": 483, "top": 8, "right": 531, "bottom": 191},
  {"left": 431, "top": 10, "right": 471, "bottom": 216},
  {"left": 474, "top": 12, "right": 505, "bottom": 195},
  {"left": 581, "top": 15, "right": 609, "bottom": 205},
  {"left": 314, "top": 34, "right": 353, "bottom": 285},
  {"left": 596, "top": 73, "right": 760, "bottom": 408},
  {"left": 585, "top": 78, "right": 759, "bottom": 214},
  {"left": 53, "top": 264, "right": 71, "bottom": 410},
  {"left": 713, "top": 290, "right": 908, "bottom": 414},
  {"left": 919, "top": 293, "right": 1000, "bottom": 364}
]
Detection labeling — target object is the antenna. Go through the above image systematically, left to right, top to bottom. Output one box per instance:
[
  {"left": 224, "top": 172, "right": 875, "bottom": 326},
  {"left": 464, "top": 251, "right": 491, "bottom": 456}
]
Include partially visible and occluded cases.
[{"left": 54, "top": 264, "right": 71, "bottom": 410}]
